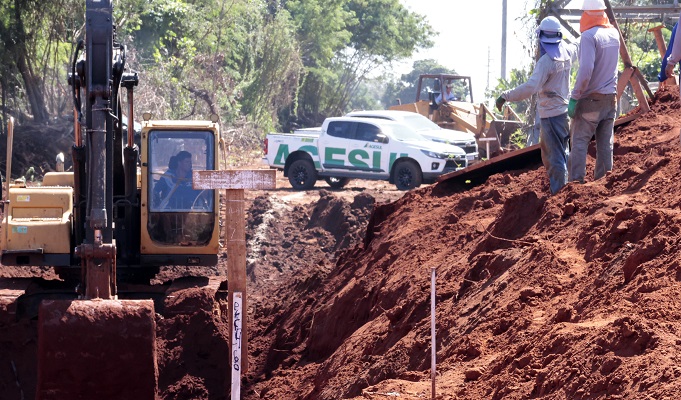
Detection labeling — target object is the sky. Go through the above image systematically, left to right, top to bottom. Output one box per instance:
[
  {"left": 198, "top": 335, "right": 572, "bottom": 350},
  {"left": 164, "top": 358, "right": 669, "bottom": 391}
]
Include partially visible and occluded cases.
[{"left": 397, "top": 0, "right": 581, "bottom": 102}]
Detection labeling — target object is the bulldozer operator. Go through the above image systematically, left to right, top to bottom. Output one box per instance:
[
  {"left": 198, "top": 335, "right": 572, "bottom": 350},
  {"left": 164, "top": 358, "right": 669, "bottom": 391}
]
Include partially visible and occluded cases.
[{"left": 435, "top": 83, "right": 458, "bottom": 104}]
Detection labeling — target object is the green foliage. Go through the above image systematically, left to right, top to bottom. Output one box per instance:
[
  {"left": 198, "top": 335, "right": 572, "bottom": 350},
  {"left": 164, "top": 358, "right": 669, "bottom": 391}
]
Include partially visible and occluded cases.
[
  {"left": 1, "top": 0, "right": 435, "bottom": 137},
  {"left": 291, "top": 0, "right": 434, "bottom": 123},
  {"left": 241, "top": 9, "right": 304, "bottom": 132},
  {"left": 621, "top": 20, "right": 672, "bottom": 82}
]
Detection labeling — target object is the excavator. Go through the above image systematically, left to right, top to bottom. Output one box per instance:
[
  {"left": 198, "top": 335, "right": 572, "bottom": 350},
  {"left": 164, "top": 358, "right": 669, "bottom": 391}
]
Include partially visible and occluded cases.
[{"left": 1, "top": 1, "right": 221, "bottom": 397}]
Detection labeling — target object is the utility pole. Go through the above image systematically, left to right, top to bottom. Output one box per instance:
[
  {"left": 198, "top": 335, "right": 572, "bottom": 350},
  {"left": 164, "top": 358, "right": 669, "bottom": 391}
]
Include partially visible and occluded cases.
[
  {"left": 501, "top": 0, "right": 508, "bottom": 80},
  {"left": 487, "top": 47, "right": 491, "bottom": 92}
]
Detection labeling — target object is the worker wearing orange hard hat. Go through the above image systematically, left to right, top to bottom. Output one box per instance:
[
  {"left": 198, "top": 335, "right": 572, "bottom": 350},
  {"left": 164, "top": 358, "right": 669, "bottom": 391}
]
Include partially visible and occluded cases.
[{"left": 567, "top": 0, "right": 620, "bottom": 184}]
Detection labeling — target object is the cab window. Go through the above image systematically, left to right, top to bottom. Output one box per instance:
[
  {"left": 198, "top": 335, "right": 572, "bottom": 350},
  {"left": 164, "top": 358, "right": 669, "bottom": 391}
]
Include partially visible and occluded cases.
[
  {"left": 326, "top": 121, "right": 354, "bottom": 138},
  {"left": 354, "top": 122, "right": 382, "bottom": 142},
  {"left": 147, "top": 130, "right": 215, "bottom": 245}
]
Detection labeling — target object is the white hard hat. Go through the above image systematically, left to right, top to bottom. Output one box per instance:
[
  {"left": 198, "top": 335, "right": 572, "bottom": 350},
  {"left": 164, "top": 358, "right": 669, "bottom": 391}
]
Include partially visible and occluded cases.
[
  {"left": 582, "top": 0, "right": 606, "bottom": 10},
  {"left": 538, "top": 16, "right": 563, "bottom": 43}
]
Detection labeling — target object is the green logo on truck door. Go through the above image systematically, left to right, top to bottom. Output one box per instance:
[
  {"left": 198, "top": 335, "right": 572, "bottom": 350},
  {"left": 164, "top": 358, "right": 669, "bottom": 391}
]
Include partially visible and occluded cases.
[
  {"left": 276, "top": 143, "right": 407, "bottom": 172},
  {"left": 274, "top": 144, "right": 321, "bottom": 168}
]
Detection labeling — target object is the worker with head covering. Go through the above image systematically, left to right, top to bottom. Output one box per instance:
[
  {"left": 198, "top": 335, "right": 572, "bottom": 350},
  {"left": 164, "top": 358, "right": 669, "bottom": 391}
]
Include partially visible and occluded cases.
[
  {"left": 567, "top": 0, "right": 620, "bottom": 184},
  {"left": 495, "top": 16, "right": 577, "bottom": 195}
]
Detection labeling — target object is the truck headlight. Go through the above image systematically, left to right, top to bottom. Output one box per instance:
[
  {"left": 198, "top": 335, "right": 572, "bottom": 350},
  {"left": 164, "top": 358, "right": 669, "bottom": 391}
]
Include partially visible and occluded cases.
[{"left": 421, "top": 150, "right": 448, "bottom": 159}]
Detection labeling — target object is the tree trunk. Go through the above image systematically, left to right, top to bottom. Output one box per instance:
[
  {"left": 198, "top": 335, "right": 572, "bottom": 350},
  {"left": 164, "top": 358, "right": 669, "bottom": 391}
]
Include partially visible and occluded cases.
[
  {"left": 11, "top": 0, "right": 49, "bottom": 124},
  {"left": 15, "top": 52, "right": 49, "bottom": 123}
]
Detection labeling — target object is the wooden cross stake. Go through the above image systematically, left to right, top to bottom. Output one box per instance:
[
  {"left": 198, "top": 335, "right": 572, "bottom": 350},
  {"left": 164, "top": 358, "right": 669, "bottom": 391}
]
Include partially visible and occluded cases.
[{"left": 193, "top": 169, "right": 276, "bottom": 377}]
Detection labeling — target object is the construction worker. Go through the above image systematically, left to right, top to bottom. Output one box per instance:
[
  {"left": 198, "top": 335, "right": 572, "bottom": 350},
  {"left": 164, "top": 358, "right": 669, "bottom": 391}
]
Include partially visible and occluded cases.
[
  {"left": 567, "top": 0, "right": 620, "bottom": 184},
  {"left": 665, "top": 12, "right": 681, "bottom": 93},
  {"left": 495, "top": 16, "right": 577, "bottom": 194},
  {"left": 660, "top": 19, "right": 678, "bottom": 83},
  {"left": 436, "top": 84, "right": 457, "bottom": 104}
]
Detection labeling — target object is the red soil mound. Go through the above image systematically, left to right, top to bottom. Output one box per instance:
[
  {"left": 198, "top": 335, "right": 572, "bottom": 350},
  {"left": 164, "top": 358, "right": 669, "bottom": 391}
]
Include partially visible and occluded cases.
[{"left": 244, "top": 83, "right": 681, "bottom": 399}]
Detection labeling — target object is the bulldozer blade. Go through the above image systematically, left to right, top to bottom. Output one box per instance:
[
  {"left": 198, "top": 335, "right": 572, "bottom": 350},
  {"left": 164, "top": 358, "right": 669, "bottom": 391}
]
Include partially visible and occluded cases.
[
  {"left": 437, "top": 144, "right": 541, "bottom": 186},
  {"left": 36, "top": 299, "right": 157, "bottom": 400}
]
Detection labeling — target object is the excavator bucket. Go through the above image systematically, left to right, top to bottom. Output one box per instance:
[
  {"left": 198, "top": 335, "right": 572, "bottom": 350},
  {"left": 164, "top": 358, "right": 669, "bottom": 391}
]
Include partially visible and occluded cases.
[{"left": 36, "top": 299, "right": 157, "bottom": 399}]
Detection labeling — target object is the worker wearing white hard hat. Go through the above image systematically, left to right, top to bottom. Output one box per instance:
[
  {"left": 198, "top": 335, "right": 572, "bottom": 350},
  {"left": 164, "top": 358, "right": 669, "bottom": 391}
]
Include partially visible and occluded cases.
[
  {"left": 567, "top": 0, "right": 619, "bottom": 184},
  {"left": 495, "top": 16, "right": 577, "bottom": 195}
]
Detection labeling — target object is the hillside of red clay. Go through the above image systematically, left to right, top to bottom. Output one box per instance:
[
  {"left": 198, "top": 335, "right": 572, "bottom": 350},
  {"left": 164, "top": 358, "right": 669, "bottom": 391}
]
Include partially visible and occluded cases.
[
  {"left": 2, "top": 82, "right": 681, "bottom": 399},
  {"left": 243, "top": 83, "right": 681, "bottom": 400}
]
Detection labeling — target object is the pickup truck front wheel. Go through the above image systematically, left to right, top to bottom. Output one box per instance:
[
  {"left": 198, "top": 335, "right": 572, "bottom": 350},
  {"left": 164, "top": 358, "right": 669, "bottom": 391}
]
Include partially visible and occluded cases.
[
  {"left": 288, "top": 159, "right": 318, "bottom": 190},
  {"left": 393, "top": 160, "right": 422, "bottom": 191},
  {"left": 324, "top": 177, "right": 350, "bottom": 189}
]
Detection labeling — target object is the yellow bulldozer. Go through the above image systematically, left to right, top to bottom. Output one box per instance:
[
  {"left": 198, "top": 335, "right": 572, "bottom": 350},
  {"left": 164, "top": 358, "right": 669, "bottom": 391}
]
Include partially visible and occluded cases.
[{"left": 390, "top": 73, "right": 525, "bottom": 159}]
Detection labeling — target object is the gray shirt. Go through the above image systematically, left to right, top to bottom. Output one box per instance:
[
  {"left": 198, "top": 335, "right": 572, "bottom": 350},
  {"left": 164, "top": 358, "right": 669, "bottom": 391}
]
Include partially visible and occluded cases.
[
  {"left": 571, "top": 25, "right": 620, "bottom": 100},
  {"left": 502, "top": 43, "right": 577, "bottom": 119}
]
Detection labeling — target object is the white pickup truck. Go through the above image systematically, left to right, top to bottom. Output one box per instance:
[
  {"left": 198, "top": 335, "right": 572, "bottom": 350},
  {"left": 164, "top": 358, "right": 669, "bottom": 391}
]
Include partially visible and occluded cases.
[
  {"left": 345, "top": 110, "right": 479, "bottom": 163},
  {"left": 263, "top": 117, "right": 468, "bottom": 190}
]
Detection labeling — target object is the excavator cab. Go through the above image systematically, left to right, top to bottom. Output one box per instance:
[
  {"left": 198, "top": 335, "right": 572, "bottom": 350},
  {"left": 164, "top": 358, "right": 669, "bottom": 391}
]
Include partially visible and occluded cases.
[{"left": 140, "top": 120, "right": 220, "bottom": 262}]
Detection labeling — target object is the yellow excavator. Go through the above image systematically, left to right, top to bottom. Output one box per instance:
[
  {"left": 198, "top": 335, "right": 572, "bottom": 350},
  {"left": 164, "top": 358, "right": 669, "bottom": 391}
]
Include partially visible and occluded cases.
[{"left": 1, "top": 1, "right": 221, "bottom": 397}]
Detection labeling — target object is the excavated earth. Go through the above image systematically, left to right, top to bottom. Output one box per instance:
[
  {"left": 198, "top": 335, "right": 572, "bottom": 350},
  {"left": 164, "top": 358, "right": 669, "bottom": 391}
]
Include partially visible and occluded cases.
[{"left": 2, "top": 83, "right": 681, "bottom": 399}]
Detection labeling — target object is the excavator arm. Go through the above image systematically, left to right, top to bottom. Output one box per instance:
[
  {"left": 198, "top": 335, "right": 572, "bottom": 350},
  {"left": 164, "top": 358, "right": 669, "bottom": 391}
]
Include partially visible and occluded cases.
[
  {"left": 0, "top": 1, "right": 221, "bottom": 397},
  {"left": 36, "top": 2, "right": 157, "bottom": 398}
]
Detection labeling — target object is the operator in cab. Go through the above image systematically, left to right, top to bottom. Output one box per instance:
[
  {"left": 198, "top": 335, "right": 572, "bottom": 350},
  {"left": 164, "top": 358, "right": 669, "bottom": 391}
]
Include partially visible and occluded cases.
[
  {"left": 436, "top": 83, "right": 457, "bottom": 104},
  {"left": 153, "top": 150, "right": 201, "bottom": 209}
]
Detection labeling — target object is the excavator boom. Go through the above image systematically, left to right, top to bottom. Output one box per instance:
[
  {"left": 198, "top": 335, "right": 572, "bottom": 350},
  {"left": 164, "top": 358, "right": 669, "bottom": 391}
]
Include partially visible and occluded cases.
[{"left": 0, "top": 1, "right": 223, "bottom": 398}]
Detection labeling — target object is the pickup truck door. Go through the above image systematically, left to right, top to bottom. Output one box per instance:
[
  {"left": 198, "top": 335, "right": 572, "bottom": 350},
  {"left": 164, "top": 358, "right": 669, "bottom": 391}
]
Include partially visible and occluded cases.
[{"left": 321, "top": 121, "right": 387, "bottom": 176}]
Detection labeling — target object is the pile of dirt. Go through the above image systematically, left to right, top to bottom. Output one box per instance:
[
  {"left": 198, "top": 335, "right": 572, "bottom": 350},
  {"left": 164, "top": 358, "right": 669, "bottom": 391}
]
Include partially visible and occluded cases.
[
  {"left": 242, "top": 83, "right": 681, "bottom": 399},
  {"left": 0, "top": 119, "right": 74, "bottom": 181},
  {"left": 0, "top": 186, "right": 380, "bottom": 399},
  {"left": 245, "top": 190, "right": 376, "bottom": 289}
]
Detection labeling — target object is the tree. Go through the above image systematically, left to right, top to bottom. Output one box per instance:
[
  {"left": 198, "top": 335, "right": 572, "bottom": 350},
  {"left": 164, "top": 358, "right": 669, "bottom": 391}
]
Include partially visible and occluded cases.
[
  {"left": 0, "top": 0, "right": 81, "bottom": 123},
  {"left": 288, "top": 0, "right": 434, "bottom": 124},
  {"left": 240, "top": 8, "right": 304, "bottom": 131}
]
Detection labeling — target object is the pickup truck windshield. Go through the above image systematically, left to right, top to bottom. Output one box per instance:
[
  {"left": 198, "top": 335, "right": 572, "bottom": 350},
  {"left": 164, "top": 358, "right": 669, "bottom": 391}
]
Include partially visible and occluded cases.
[
  {"left": 402, "top": 114, "right": 441, "bottom": 132},
  {"left": 386, "top": 124, "right": 427, "bottom": 142}
]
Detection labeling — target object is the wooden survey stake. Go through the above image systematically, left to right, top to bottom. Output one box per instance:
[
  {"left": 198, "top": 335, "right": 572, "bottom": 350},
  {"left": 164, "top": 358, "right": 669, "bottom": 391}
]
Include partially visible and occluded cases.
[{"left": 193, "top": 169, "right": 276, "bottom": 376}]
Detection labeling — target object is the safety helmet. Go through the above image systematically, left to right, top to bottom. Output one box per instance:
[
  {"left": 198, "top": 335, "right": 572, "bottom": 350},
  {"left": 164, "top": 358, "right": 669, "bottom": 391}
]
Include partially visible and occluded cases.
[
  {"left": 581, "top": 0, "right": 606, "bottom": 10},
  {"left": 538, "top": 16, "right": 563, "bottom": 44}
]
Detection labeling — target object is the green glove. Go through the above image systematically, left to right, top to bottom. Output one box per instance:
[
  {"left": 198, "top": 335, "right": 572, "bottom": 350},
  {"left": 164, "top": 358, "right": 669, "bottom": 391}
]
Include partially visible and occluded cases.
[
  {"left": 495, "top": 96, "right": 506, "bottom": 112},
  {"left": 568, "top": 98, "right": 577, "bottom": 118}
]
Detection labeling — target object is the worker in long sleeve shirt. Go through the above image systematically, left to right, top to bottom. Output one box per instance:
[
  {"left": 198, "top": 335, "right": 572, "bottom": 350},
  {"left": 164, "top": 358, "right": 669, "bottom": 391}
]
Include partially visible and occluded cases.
[
  {"left": 567, "top": 0, "right": 620, "bottom": 184},
  {"left": 665, "top": 12, "right": 681, "bottom": 93},
  {"left": 496, "top": 16, "right": 577, "bottom": 194},
  {"left": 435, "top": 84, "right": 457, "bottom": 104}
]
